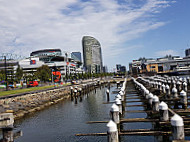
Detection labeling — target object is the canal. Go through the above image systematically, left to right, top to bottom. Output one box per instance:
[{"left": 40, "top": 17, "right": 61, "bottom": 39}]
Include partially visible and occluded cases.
[{"left": 14, "top": 82, "right": 159, "bottom": 142}]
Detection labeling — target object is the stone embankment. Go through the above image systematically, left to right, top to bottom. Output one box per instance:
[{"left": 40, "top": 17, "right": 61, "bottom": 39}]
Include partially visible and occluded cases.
[{"left": 0, "top": 78, "right": 123, "bottom": 120}]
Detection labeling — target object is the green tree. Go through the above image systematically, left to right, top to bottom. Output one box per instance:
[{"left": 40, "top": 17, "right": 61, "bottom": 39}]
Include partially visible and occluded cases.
[
  {"left": 15, "top": 65, "right": 23, "bottom": 82},
  {"left": 36, "top": 65, "right": 51, "bottom": 82},
  {"left": 0, "top": 70, "right": 5, "bottom": 81}
]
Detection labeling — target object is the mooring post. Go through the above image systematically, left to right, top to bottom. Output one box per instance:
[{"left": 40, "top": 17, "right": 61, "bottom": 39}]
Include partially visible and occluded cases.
[
  {"left": 187, "top": 77, "right": 190, "bottom": 88},
  {"left": 108, "top": 81, "right": 111, "bottom": 90},
  {"left": 116, "top": 81, "right": 120, "bottom": 88},
  {"left": 176, "top": 81, "right": 182, "bottom": 92},
  {"left": 158, "top": 82, "right": 162, "bottom": 91},
  {"left": 183, "top": 82, "right": 187, "bottom": 92},
  {"left": 162, "top": 84, "right": 166, "bottom": 94},
  {"left": 165, "top": 84, "right": 170, "bottom": 98},
  {"left": 70, "top": 86, "right": 73, "bottom": 97},
  {"left": 172, "top": 86, "right": 178, "bottom": 98},
  {"left": 79, "top": 88, "right": 82, "bottom": 102},
  {"left": 74, "top": 89, "right": 78, "bottom": 104},
  {"left": 106, "top": 89, "right": 110, "bottom": 102},
  {"left": 144, "top": 89, "right": 149, "bottom": 99},
  {"left": 180, "top": 90, "right": 187, "bottom": 109},
  {"left": 119, "top": 91, "right": 124, "bottom": 102},
  {"left": 147, "top": 93, "right": 153, "bottom": 110},
  {"left": 152, "top": 95, "right": 159, "bottom": 112},
  {"left": 115, "top": 98, "right": 122, "bottom": 115},
  {"left": 159, "top": 101, "right": 169, "bottom": 121},
  {"left": 110, "top": 104, "right": 120, "bottom": 124},
  {"left": 0, "top": 113, "right": 14, "bottom": 142},
  {"left": 171, "top": 114, "right": 184, "bottom": 140},
  {"left": 107, "top": 120, "right": 119, "bottom": 142}
]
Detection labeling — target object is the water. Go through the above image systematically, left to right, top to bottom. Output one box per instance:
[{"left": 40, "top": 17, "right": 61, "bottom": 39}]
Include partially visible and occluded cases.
[{"left": 12, "top": 83, "right": 162, "bottom": 142}]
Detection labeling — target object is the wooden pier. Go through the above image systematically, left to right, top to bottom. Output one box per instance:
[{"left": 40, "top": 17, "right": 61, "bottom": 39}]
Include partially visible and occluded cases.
[{"left": 76, "top": 77, "right": 190, "bottom": 142}]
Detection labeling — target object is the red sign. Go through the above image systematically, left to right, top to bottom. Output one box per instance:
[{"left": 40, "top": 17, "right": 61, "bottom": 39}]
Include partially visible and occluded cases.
[{"left": 30, "top": 60, "right": 36, "bottom": 65}]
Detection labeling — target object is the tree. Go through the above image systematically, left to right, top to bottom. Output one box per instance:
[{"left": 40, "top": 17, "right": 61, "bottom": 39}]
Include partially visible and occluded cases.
[
  {"left": 15, "top": 65, "right": 23, "bottom": 82},
  {"left": 36, "top": 65, "right": 51, "bottom": 82},
  {"left": 0, "top": 70, "right": 5, "bottom": 81}
]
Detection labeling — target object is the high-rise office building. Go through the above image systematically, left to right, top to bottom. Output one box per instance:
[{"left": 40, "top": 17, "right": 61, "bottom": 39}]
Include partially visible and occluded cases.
[
  {"left": 82, "top": 36, "right": 103, "bottom": 73},
  {"left": 71, "top": 52, "right": 82, "bottom": 62}
]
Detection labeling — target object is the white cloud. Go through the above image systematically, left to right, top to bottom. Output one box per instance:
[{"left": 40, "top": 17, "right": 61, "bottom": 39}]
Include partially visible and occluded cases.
[
  {"left": 0, "top": 0, "right": 176, "bottom": 66},
  {"left": 155, "top": 49, "right": 179, "bottom": 57}
]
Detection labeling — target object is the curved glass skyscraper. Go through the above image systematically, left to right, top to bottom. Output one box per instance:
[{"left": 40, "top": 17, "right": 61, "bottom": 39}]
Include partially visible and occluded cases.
[{"left": 82, "top": 36, "right": 103, "bottom": 73}]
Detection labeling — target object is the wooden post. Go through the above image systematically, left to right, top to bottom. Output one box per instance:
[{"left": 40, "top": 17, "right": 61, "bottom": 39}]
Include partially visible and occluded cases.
[
  {"left": 108, "top": 81, "right": 110, "bottom": 90},
  {"left": 176, "top": 81, "right": 182, "bottom": 92},
  {"left": 116, "top": 82, "right": 120, "bottom": 88},
  {"left": 158, "top": 82, "right": 162, "bottom": 91},
  {"left": 183, "top": 82, "right": 187, "bottom": 92},
  {"left": 162, "top": 84, "right": 166, "bottom": 94},
  {"left": 165, "top": 84, "right": 170, "bottom": 98},
  {"left": 70, "top": 86, "right": 73, "bottom": 97},
  {"left": 172, "top": 86, "right": 178, "bottom": 98},
  {"left": 79, "top": 88, "right": 82, "bottom": 102},
  {"left": 74, "top": 89, "right": 78, "bottom": 104},
  {"left": 106, "top": 89, "right": 110, "bottom": 102},
  {"left": 145, "top": 89, "right": 149, "bottom": 99},
  {"left": 180, "top": 90, "right": 187, "bottom": 109},
  {"left": 119, "top": 91, "right": 124, "bottom": 102},
  {"left": 147, "top": 93, "right": 153, "bottom": 110},
  {"left": 152, "top": 95, "right": 159, "bottom": 112},
  {"left": 115, "top": 98, "right": 122, "bottom": 115},
  {"left": 159, "top": 101, "right": 169, "bottom": 121},
  {"left": 110, "top": 104, "right": 120, "bottom": 124},
  {"left": 0, "top": 113, "right": 14, "bottom": 142},
  {"left": 171, "top": 114, "right": 184, "bottom": 140},
  {"left": 107, "top": 120, "right": 119, "bottom": 142}
]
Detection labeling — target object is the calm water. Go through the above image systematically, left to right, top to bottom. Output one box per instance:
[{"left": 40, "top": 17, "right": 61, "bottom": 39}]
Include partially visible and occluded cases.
[{"left": 12, "top": 83, "right": 166, "bottom": 142}]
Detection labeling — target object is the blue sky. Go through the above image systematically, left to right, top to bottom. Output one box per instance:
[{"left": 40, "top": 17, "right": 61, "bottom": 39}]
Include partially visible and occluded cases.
[{"left": 0, "top": 0, "right": 189, "bottom": 71}]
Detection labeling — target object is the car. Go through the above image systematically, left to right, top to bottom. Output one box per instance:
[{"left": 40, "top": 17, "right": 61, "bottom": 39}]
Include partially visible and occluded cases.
[{"left": 27, "top": 81, "right": 38, "bottom": 87}]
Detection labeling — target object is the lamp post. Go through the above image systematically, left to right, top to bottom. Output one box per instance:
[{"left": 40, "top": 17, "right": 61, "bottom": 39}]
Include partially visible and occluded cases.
[
  {"left": 65, "top": 53, "right": 68, "bottom": 82},
  {"left": 4, "top": 56, "right": 8, "bottom": 91}
]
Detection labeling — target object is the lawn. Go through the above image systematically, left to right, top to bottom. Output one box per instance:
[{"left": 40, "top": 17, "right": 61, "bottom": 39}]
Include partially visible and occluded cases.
[{"left": 0, "top": 83, "right": 70, "bottom": 97}]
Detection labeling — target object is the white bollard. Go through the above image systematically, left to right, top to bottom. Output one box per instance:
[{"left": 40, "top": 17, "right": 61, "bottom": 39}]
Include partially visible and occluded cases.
[
  {"left": 183, "top": 82, "right": 188, "bottom": 92},
  {"left": 162, "top": 84, "right": 166, "bottom": 94},
  {"left": 165, "top": 84, "right": 170, "bottom": 97},
  {"left": 172, "top": 87, "right": 178, "bottom": 98},
  {"left": 106, "top": 89, "right": 110, "bottom": 102},
  {"left": 180, "top": 90, "right": 187, "bottom": 109},
  {"left": 119, "top": 91, "right": 124, "bottom": 101},
  {"left": 147, "top": 93, "right": 153, "bottom": 109},
  {"left": 115, "top": 94, "right": 121, "bottom": 100},
  {"left": 152, "top": 95, "right": 159, "bottom": 111},
  {"left": 115, "top": 98, "right": 122, "bottom": 114},
  {"left": 159, "top": 102, "right": 169, "bottom": 121},
  {"left": 110, "top": 104, "right": 120, "bottom": 124},
  {"left": 171, "top": 114, "right": 184, "bottom": 140},
  {"left": 107, "top": 120, "right": 119, "bottom": 142}
]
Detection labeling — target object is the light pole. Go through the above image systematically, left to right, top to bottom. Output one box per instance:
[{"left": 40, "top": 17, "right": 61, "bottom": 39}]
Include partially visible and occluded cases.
[
  {"left": 65, "top": 53, "right": 68, "bottom": 82},
  {"left": 4, "top": 56, "right": 8, "bottom": 91}
]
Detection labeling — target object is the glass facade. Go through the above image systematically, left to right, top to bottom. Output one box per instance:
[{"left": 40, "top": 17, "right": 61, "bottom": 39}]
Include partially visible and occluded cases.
[{"left": 82, "top": 36, "right": 103, "bottom": 73}]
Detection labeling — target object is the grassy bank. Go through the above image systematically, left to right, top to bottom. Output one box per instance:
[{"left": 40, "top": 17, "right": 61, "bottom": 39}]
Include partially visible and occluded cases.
[{"left": 0, "top": 83, "right": 70, "bottom": 97}]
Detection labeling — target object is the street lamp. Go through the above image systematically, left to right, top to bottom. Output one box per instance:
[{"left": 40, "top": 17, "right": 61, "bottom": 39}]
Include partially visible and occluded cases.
[
  {"left": 65, "top": 53, "right": 68, "bottom": 82},
  {"left": 4, "top": 56, "right": 8, "bottom": 91}
]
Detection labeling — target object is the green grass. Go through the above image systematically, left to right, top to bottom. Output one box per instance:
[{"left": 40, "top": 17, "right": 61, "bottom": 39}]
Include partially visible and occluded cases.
[{"left": 0, "top": 83, "right": 71, "bottom": 97}]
